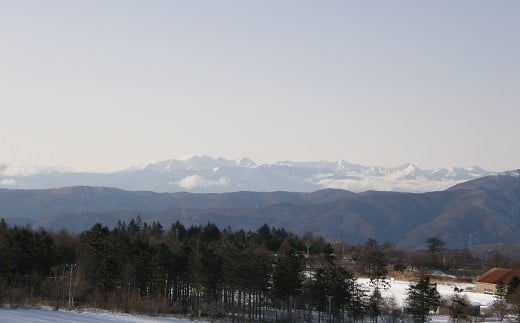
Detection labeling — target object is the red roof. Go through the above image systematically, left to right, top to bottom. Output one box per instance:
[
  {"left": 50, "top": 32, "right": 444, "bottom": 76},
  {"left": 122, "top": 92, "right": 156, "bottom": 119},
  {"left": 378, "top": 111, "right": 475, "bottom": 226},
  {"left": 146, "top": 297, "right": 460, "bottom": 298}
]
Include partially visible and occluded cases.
[{"left": 475, "top": 268, "right": 520, "bottom": 285}]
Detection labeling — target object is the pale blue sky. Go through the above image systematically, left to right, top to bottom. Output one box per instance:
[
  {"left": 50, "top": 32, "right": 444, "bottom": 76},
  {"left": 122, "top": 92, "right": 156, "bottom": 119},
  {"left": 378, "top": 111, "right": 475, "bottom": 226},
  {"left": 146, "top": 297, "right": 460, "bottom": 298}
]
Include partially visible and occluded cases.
[{"left": 1, "top": 1, "right": 518, "bottom": 172}]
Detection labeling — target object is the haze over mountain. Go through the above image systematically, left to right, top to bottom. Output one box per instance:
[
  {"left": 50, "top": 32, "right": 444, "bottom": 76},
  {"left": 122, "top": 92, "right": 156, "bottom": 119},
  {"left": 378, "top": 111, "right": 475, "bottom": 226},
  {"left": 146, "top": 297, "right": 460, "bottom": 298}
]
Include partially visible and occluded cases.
[
  {"left": 0, "top": 156, "right": 492, "bottom": 193},
  {"left": 1, "top": 170, "right": 519, "bottom": 249}
]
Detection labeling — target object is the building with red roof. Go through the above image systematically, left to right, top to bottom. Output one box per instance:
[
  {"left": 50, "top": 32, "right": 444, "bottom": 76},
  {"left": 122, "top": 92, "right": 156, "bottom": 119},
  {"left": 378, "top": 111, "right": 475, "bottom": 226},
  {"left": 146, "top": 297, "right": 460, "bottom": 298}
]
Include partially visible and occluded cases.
[{"left": 474, "top": 267, "right": 520, "bottom": 294}]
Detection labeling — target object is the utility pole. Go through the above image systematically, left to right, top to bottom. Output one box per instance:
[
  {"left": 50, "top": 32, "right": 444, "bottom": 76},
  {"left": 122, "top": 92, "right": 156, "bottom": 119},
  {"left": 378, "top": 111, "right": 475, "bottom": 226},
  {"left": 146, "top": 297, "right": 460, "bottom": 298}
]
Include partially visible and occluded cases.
[{"left": 66, "top": 264, "right": 76, "bottom": 310}]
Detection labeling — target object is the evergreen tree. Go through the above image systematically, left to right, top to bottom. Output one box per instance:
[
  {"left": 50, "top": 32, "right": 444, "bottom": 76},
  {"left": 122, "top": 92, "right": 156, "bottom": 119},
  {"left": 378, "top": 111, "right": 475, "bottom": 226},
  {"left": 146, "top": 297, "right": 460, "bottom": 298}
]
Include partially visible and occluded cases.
[
  {"left": 0, "top": 218, "right": 7, "bottom": 233},
  {"left": 169, "top": 221, "right": 187, "bottom": 242},
  {"left": 150, "top": 222, "right": 164, "bottom": 239},
  {"left": 201, "top": 222, "right": 220, "bottom": 243},
  {"left": 257, "top": 223, "right": 272, "bottom": 243},
  {"left": 79, "top": 224, "right": 119, "bottom": 303},
  {"left": 0, "top": 227, "right": 55, "bottom": 287},
  {"left": 266, "top": 227, "right": 287, "bottom": 252},
  {"left": 426, "top": 236, "right": 445, "bottom": 268},
  {"left": 272, "top": 249, "right": 304, "bottom": 320},
  {"left": 313, "top": 262, "right": 354, "bottom": 321},
  {"left": 406, "top": 275, "right": 440, "bottom": 323},
  {"left": 508, "top": 276, "right": 520, "bottom": 297},
  {"left": 367, "top": 277, "right": 390, "bottom": 322},
  {"left": 348, "top": 281, "right": 367, "bottom": 322},
  {"left": 493, "top": 281, "right": 508, "bottom": 321},
  {"left": 508, "top": 287, "right": 520, "bottom": 322},
  {"left": 367, "top": 288, "right": 383, "bottom": 322},
  {"left": 447, "top": 293, "right": 469, "bottom": 323}
]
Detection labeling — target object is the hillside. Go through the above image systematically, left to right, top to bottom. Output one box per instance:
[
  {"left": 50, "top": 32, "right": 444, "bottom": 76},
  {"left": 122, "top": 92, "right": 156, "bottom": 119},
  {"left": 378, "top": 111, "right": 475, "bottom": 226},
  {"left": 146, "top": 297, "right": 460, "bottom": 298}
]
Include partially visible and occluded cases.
[{"left": 1, "top": 172, "right": 520, "bottom": 249}]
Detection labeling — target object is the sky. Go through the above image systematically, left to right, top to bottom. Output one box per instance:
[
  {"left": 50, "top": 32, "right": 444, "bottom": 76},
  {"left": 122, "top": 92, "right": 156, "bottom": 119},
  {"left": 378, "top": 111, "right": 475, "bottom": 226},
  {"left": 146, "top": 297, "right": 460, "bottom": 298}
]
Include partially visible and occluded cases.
[{"left": 1, "top": 1, "right": 519, "bottom": 172}]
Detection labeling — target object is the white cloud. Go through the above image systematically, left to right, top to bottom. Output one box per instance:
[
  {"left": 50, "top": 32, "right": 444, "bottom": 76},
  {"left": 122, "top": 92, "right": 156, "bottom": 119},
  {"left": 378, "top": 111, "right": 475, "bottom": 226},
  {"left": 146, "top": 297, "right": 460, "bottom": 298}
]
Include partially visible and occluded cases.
[
  {"left": 0, "top": 163, "right": 45, "bottom": 176},
  {"left": 175, "top": 175, "right": 229, "bottom": 190},
  {"left": 311, "top": 176, "right": 463, "bottom": 193},
  {"left": 0, "top": 178, "right": 16, "bottom": 186}
]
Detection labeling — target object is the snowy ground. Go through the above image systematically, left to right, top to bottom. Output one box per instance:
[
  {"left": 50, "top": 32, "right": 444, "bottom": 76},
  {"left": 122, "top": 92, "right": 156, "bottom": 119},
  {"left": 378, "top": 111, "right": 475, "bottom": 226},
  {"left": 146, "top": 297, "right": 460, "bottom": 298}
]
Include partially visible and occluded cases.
[
  {"left": 357, "top": 278, "right": 496, "bottom": 308},
  {"left": 358, "top": 278, "right": 519, "bottom": 322},
  {"left": 0, "top": 308, "right": 208, "bottom": 323}
]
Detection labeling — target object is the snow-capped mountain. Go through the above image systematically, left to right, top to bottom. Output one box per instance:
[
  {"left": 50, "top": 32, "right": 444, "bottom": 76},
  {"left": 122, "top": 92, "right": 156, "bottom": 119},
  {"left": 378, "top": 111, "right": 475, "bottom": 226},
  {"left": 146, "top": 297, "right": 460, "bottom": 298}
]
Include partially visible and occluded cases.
[{"left": 0, "top": 156, "right": 493, "bottom": 193}]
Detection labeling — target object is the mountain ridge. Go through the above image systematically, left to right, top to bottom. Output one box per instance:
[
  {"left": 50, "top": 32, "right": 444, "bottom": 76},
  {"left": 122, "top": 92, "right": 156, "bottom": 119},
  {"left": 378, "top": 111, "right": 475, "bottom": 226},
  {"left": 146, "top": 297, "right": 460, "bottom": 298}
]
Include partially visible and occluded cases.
[
  {"left": 0, "top": 156, "right": 493, "bottom": 193},
  {"left": 1, "top": 171, "right": 520, "bottom": 249}
]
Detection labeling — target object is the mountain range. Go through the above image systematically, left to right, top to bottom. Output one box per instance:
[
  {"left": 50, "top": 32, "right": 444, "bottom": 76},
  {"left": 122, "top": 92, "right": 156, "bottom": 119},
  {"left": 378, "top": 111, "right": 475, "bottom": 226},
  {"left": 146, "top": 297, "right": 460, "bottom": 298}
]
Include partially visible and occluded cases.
[
  {"left": 0, "top": 156, "right": 493, "bottom": 193},
  {"left": 1, "top": 170, "right": 519, "bottom": 249}
]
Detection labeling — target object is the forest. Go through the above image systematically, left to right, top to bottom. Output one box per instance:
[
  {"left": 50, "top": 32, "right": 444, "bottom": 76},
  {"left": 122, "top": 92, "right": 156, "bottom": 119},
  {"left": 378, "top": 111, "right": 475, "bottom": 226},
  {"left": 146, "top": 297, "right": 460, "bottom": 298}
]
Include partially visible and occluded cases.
[{"left": 1, "top": 217, "right": 520, "bottom": 322}]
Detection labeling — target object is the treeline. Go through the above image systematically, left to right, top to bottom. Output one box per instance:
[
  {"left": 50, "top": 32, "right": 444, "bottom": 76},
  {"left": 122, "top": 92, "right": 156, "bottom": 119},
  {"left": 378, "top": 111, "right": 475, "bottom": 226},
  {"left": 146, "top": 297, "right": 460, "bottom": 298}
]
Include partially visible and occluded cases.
[{"left": 0, "top": 217, "right": 519, "bottom": 322}]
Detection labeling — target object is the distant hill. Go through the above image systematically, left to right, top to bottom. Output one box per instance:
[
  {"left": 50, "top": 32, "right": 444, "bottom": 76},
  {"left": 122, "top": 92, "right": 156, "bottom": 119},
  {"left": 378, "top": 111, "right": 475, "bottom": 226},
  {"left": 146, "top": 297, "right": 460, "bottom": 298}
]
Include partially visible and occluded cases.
[
  {"left": 0, "top": 156, "right": 493, "bottom": 193},
  {"left": 447, "top": 169, "right": 520, "bottom": 191},
  {"left": 1, "top": 171, "right": 519, "bottom": 249},
  {"left": 0, "top": 187, "right": 354, "bottom": 223}
]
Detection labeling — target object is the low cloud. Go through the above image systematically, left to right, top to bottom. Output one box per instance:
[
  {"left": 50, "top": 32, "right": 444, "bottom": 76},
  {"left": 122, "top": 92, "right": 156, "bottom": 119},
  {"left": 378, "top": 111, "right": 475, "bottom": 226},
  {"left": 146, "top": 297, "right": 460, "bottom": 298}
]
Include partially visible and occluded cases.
[
  {"left": 0, "top": 163, "right": 45, "bottom": 176},
  {"left": 175, "top": 175, "right": 229, "bottom": 190},
  {"left": 311, "top": 176, "right": 462, "bottom": 193},
  {"left": 0, "top": 178, "right": 16, "bottom": 186}
]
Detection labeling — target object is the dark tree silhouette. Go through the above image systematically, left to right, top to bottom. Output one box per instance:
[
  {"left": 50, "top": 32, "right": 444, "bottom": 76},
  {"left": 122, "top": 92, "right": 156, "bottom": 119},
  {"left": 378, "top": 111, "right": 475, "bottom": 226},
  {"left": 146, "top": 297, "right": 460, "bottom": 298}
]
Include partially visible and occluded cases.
[{"left": 406, "top": 275, "right": 440, "bottom": 323}]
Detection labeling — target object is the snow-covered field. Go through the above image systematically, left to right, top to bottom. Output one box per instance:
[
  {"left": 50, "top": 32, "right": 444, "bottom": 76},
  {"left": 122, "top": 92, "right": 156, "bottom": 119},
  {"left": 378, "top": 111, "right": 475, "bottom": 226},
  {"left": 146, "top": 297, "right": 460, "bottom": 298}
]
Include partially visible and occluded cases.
[
  {"left": 357, "top": 278, "right": 496, "bottom": 308},
  {"left": 357, "top": 278, "right": 518, "bottom": 322},
  {"left": 0, "top": 308, "right": 208, "bottom": 323}
]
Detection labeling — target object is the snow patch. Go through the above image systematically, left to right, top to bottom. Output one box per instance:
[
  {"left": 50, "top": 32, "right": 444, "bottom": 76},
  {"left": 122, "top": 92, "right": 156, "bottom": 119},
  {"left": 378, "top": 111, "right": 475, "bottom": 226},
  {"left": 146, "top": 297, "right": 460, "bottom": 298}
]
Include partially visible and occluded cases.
[
  {"left": 235, "top": 157, "right": 257, "bottom": 168},
  {"left": 357, "top": 278, "right": 495, "bottom": 309},
  {"left": 0, "top": 308, "right": 207, "bottom": 322}
]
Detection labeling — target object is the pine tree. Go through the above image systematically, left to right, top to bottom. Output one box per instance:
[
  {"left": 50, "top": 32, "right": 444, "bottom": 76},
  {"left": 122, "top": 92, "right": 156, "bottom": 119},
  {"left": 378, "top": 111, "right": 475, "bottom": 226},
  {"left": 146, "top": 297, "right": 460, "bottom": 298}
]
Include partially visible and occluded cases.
[
  {"left": 0, "top": 218, "right": 7, "bottom": 233},
  {"left": 79, "top": 223, "right": 119, "bottom": 303},
  {"left": 426, "top": 236, "right": 445, "bottom": 268},
  {"left": 272, "top": 249, "right": 304, "bottom": 320},
  {"left": 314, "top": 262, "right": 354, "bottom": 321},
  {"left": 406, "top": 275, "right": 440, "bottom": 323},
  {"left": 367, "top": 277, "right": 390, "bottom": 322},
  {"left": 508, "top": 277, "right": 520, "bottom": 297},
  {"left": 348, "top": 281, "right": 367, "bottom": 322},
  {"left": 492, "top": 281, "right": 509, "bottom": 321},
  {"left": 508, "top": 287, "right": 520, "bottom": 322},
  {"left": 447, "top": 293, "right": 469, "bottom": 323}
]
